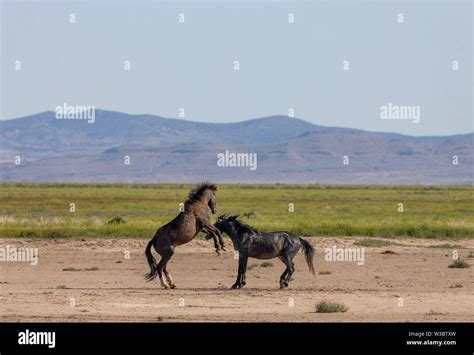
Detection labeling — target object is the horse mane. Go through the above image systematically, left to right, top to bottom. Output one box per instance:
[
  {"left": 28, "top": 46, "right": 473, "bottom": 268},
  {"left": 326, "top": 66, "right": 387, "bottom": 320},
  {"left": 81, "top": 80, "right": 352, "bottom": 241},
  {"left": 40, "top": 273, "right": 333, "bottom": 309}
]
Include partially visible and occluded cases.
[
  {"left": 186, "top": 181, "right": 217, "bottom": 204},
  {"left": 219, "top": 214, "right": 258, "bottom": 234}
]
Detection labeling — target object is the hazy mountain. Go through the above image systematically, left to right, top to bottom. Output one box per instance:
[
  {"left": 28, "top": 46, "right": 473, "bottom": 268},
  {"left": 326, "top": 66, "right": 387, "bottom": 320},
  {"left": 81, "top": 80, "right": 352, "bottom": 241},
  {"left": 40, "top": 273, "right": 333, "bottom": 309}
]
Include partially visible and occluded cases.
[
  {"left": 0, "top": 110, "right": 472, "bottom": 184},
  {"left": 0, "top": 110, "right": 316, "bottom": 158}
]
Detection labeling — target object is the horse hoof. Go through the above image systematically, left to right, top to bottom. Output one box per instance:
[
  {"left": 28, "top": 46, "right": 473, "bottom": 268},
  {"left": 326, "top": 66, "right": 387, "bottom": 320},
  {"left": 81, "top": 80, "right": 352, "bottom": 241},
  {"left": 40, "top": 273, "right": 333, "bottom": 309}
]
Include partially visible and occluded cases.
[{"left": 170, "top": 284, "right": 177, "bottom": 289}]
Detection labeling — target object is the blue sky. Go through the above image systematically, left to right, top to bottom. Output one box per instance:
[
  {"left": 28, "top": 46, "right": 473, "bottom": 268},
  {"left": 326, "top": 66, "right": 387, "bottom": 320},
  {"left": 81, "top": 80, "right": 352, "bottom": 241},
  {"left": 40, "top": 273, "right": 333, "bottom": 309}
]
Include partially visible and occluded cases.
[{"left": 1, "top": 0, "right": 472, "bottom": 135}]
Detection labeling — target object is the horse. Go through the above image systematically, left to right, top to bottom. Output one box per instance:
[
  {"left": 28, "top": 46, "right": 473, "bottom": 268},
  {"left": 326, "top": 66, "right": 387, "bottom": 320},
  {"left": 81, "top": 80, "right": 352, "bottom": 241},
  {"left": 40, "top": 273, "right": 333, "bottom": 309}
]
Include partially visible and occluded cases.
[
  {"left": 145, "top": 182, "right": 225, "bottom": 289},
  {"left": 211, "top": 214, "right": 315, "bottom": 289}
]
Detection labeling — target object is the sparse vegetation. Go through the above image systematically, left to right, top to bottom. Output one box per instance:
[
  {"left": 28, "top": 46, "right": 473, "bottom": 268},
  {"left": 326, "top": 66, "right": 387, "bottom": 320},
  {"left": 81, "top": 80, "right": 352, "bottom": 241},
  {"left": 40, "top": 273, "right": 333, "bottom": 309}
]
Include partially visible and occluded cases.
[
  {"left": 0, "top": 183, "right": 472, "bottom": 239},
  {"left": 242, "top": 211, "right": 256, "bottom": 219},
  {"left": 107, "top": 216, "right": 126, "bottom": 225},
  {"left": 16, "top": 231, "right": 40, "bottom": 238},
  {"left": 45, "top": 231, "right": 68, "bottom": 238},
  {"left": 354, "top": 239, "right": 393, "bottom": 247},
  {"left": 429, "top": 244, "right": 462, "bottom": 249},
  {"left": 448, "top": 260, "right": 470, "bottom": 269},
  {"left": 247, "top": 262, "right": 274, "bottom": 270},
  {"left": 247, "top": 263, "right": 259, "bottom": 271},
  {"left": 62, "top": 267, "right": 82, "bottom": 272},
  {"left": 85, "top": 267, "right": 98, "bottom": 271},
  {"left": 319, "top": 271, "right": 332, "bottom": 275},
  {"left": 449, "top": 283, "right": 463, "bottom": 288},
  {"left": 315, "top": 300, "right": 348, "bottom": 313},
  {"left": 426, "top": 309, "right": 446, "bottom": 316},
  {"left": 156, "top": 316, "right": 165, "bottom": 321}
]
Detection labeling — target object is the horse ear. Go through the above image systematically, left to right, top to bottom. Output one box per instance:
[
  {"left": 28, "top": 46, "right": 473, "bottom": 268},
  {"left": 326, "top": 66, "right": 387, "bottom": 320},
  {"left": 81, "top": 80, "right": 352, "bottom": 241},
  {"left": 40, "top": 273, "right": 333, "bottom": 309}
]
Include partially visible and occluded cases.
[
  {"left": 209, "top": 184, "right": 217, "bottom": 192},
  {"left": 218, "top": 213, "right": 227, "bottom": 220},
  {"left": 229, "top": 214, "right": 239, "bottom": 221}
]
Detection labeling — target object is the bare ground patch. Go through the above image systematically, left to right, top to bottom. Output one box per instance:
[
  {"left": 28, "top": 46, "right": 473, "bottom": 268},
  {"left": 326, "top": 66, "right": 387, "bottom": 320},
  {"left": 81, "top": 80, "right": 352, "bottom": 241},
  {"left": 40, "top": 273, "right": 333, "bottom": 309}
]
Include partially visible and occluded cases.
[{"left": 0, "top": 237, "right": 472, "bottom": 322}]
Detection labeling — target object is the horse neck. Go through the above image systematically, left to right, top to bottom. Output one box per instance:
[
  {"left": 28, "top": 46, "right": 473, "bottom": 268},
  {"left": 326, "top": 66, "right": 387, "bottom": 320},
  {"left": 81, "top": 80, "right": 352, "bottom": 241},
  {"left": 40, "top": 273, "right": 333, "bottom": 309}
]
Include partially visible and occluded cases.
[
  {"left": 196, "top": 190, "right": 211, "bottom": 206},
  {"left": 185, "top": 198, "right": 208, "bottom": 215},
  {"left": 223, "top": 223, "right": 240, "bottom": 242}
]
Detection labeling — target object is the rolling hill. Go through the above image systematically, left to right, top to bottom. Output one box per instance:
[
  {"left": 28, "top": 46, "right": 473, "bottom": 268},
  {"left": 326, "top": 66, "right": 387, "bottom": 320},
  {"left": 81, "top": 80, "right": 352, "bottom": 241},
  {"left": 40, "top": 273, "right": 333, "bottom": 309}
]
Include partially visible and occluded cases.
[{"left": 0, "top": 110, "right": 472, "bottom": 184}]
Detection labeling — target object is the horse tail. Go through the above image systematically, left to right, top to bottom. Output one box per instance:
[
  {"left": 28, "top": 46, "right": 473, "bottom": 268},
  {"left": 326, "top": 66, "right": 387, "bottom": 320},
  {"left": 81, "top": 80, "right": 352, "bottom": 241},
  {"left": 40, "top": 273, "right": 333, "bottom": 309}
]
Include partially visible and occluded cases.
[
  {"left": 144, "top": 238, "right": 158, "bottom": 281},
  {"left": 299, "top": 238, "right": 315, "bottom": 276}
]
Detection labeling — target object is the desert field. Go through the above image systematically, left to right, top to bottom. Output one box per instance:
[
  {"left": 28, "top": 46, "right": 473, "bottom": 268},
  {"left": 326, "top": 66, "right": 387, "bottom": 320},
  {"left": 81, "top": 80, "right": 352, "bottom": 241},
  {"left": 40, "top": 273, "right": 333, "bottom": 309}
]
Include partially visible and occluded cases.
[
  {"left": 0, "top": 184, "right": 473, "bottom": 322},
  {"left": 0, "top": 237, "right": 473, "bottom": 322}
]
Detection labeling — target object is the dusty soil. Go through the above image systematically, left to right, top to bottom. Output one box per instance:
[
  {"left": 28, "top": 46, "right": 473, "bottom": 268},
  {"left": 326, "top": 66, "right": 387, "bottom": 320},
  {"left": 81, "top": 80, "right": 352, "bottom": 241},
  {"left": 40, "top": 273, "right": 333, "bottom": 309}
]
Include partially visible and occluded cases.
[{"left": 0, "top": 237, "right": 473, "bottom": 322}]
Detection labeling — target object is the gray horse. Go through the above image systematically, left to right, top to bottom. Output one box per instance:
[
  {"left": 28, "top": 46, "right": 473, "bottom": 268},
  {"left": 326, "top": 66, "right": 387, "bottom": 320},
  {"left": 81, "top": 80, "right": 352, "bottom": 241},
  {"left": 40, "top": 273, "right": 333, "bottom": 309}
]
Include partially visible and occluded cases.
[
  {"left": 145, "top": 182, "right": 225, "bottom": 289},
  {"left": 210, "top": 214, "right": 315, "bottom": 289}
]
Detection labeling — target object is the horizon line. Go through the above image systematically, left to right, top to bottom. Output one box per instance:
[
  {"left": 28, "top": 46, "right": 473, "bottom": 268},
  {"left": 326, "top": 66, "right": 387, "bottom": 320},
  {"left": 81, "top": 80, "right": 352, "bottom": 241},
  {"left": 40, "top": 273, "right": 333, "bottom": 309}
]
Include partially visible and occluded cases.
[{"left": 2, "top": 108, "right": 473, "bottom": 138}]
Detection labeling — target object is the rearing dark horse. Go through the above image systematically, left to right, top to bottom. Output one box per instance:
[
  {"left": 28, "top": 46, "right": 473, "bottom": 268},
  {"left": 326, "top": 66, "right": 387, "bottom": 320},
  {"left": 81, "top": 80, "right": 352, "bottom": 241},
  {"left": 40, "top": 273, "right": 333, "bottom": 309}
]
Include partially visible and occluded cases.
[{"left": 145, "top": 182, "right": 225, "bottom": 289}]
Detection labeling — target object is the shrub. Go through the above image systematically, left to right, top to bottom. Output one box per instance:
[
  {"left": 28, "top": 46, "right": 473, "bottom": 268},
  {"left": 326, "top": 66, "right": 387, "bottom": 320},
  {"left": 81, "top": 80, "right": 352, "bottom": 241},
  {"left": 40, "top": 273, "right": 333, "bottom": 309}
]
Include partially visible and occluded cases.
[
  {"left": 242, "top": 211, "right": 256, "bottom": 219},
  {"left": 107, "top": 216, "right": 126, "bottom": 225},
  {"left": 16, "top": 231, "right": 40, "bottom": 238},
  {"left": 45, "top": 231, "right": 68, "bottom": 239},
  {"left": 448, "top": 260, "right": 470, "bottom": 269},
  {"left": 247, "top": 263, "right": 259, "bottom": 271},
  {"left": 315, "top": 300, "right": 348, "bottom": 313}
]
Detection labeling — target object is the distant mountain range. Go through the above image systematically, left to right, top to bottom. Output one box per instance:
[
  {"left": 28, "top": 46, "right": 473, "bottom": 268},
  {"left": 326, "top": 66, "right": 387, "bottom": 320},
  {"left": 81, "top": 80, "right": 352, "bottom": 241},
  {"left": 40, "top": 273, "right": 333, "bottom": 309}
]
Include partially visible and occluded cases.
[{"left": 0, "top": 110, "right": 472, "bottom": 184}]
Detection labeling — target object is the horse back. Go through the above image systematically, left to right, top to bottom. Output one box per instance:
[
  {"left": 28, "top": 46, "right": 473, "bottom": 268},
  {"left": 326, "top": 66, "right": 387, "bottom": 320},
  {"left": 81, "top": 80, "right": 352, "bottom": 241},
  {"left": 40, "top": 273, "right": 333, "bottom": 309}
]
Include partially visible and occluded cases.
[{"left": 154, "top": 212, "right": 198, "bottom": 242}]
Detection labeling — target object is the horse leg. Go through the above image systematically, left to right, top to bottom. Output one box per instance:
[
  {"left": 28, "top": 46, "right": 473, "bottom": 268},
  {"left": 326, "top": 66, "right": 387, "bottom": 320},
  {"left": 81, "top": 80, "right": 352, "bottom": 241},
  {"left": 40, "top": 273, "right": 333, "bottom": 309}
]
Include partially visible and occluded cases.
[
  {"left": 204, "top": 223, "right": 226, "bottom": 251},
  {"left": 212, "top": 226, "right": 226, "bottom": 251},
  {"left": 202, "top": 227, "right": 221, "bottom": 255},
  {"left": 162, "top": 247, "right": 176, "bottom": 289},
  {"left": 156, "top": 249, "right": 173, "bottom": 289},
  {"left": 231, "top": 255, "right": 248, "bottom": 289},
  {"left": 279, "top": 255, "right": 293, "bottom": 288},
  {"left": 239, "top": 256, "right": 248, "bottom": 287},
  {"left": 278, "top": 256, "right": 289, "bottom": 288},
  {"left": 283, "top": 256, "right": 295, "bottom": 288},
  {"left": 289, "top": 262, "right": 295, "bottom": 282},
  {"left": 163, "top": 267, "right": 175, "bottom": 289}
]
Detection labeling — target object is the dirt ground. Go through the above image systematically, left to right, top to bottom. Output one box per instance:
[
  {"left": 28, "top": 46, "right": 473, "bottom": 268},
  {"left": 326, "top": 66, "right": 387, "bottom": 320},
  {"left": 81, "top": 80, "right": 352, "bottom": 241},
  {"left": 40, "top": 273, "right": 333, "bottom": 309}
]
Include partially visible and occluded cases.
[{"left": 0, "top": 237, "right": 473, "bottom": 322}]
